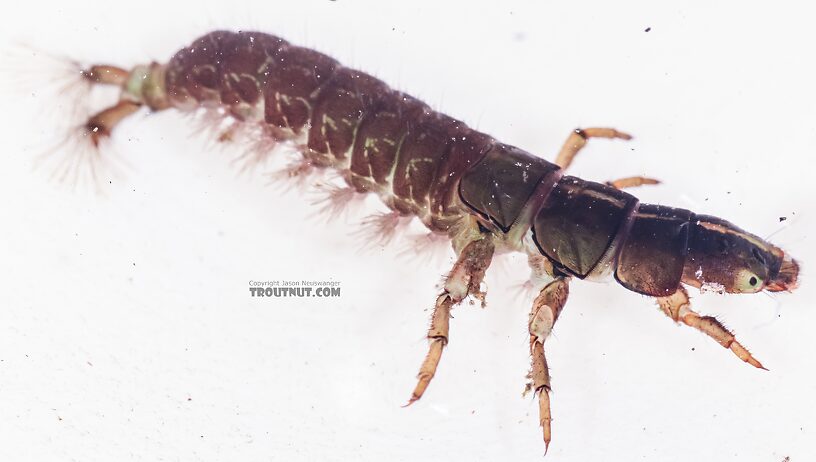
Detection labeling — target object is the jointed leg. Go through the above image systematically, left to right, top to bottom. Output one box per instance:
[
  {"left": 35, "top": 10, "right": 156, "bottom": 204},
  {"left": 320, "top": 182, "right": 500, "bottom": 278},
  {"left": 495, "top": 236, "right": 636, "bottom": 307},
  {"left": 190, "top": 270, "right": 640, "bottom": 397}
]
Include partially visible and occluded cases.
[
  {"left": 554, "top": 128, "right": 660, "bottom": 189},
  {"left": 555, "top": 128, "right": 632, "bottom": 170},
  {"left": 606, "top": 176, "right": 660, "bottom": 190},
  {"left": 405, "top": 234, "right": 495, "bottom": 405},
  {"left": 525, "top": 276, "right": 570, "bottom": 453},
  {"left": 656, "top": 286, "right": 766, "bottom": 370}
]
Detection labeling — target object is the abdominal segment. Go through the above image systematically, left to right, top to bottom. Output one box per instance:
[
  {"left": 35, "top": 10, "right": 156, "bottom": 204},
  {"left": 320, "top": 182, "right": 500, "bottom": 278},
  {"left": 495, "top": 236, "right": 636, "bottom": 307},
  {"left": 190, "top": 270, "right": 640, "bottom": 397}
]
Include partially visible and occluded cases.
[{"left": 163, "top": 30, "right": 499, "bottom": 232}]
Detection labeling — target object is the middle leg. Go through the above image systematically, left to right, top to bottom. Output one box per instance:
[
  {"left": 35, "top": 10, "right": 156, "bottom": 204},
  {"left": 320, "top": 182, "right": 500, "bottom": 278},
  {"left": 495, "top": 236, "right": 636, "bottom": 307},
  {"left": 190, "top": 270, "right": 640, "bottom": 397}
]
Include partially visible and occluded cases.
[
  {"left": 554, "top": 127, "right": 660, "bottom": 188},
  {"left": 555, "top": 127, "right": 632, "bottom": 170},
  {"left": 525, "top": 275, "right": 571, "bottom": 453}
]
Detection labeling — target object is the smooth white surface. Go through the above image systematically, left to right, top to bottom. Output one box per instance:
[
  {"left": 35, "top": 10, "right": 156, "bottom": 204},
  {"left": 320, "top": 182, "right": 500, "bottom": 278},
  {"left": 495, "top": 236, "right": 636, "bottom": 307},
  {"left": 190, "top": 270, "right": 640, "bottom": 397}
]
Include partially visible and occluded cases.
[{"left": 1, "top": 1, "right": 814, "bottom": 461}]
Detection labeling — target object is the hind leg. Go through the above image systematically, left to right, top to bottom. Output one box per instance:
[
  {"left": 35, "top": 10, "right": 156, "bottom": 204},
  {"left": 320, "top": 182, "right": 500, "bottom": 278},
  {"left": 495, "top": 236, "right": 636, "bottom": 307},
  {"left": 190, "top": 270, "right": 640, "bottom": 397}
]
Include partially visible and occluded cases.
[{"left": 405, "top": 233, "right": 495, "bottom": 405}]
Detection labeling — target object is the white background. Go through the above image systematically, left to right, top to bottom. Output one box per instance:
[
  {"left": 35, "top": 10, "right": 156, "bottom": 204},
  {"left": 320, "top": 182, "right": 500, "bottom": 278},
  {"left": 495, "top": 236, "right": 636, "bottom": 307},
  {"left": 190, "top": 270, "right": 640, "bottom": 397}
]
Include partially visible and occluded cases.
[{"left": 1, "top": 1, "right": 814, "bottom": 461}]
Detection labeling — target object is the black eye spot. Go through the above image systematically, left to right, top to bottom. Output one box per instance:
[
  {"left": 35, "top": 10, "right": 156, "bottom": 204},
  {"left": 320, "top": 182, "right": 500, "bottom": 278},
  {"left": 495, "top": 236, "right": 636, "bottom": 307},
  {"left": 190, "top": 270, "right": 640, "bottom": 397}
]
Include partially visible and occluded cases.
[{"left": 749, "top": 276, "right": 758, "bottom": 286}]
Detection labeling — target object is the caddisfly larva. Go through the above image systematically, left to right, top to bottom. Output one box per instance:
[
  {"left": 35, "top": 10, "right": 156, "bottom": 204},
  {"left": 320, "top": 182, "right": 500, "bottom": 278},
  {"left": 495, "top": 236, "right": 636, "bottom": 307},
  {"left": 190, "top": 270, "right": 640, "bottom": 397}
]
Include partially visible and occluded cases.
[{"left": 52, "top": 30, "right": 800, "bottom": 454}]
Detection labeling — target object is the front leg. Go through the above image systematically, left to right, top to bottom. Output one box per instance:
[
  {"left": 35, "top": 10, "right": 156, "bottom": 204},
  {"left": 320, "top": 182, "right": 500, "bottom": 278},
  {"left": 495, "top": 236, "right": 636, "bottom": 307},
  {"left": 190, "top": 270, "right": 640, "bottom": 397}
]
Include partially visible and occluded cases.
[
  {"left": 606, "top": 176, "right": 660, "bottom": 190},
  {"left": 525, "top": 276, "right": 571, "bottom": 453},
  {"left": 656, "top": 286, "right": 766, "bottom": 369}
]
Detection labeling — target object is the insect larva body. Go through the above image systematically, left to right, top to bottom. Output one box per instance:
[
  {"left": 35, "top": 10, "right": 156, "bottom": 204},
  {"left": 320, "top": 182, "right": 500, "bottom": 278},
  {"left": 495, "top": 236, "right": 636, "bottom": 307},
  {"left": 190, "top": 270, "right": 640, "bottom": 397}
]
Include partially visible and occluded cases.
[{"left": 74, "top": 29, "right": 800, "bottom": 454}]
